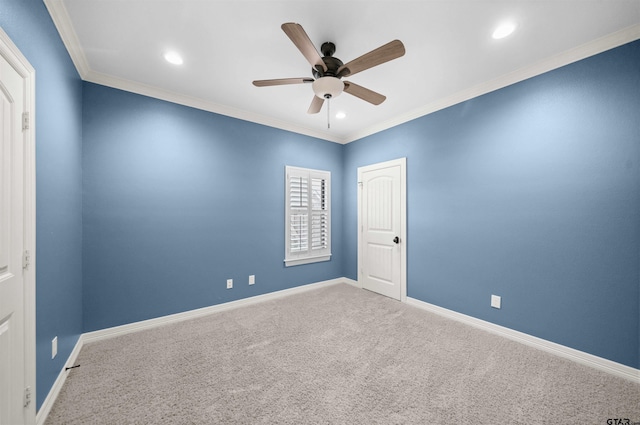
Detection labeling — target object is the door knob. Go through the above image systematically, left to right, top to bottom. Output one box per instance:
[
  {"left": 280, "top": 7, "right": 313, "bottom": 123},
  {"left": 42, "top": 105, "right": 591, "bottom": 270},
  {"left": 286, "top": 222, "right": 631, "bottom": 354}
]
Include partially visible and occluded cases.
[{"left": 393, "top": 236, "right": 399, "bottom": 244}]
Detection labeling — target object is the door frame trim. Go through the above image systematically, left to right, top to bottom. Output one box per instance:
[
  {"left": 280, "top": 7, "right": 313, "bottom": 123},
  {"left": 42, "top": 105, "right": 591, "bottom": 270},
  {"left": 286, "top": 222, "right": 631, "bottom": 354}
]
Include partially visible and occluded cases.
[
  {"left": 0, "top": 27, "right": 36, "bottom": 423},
  {"left": 357, "top": 157, "right": 407, "bottom": 302}
]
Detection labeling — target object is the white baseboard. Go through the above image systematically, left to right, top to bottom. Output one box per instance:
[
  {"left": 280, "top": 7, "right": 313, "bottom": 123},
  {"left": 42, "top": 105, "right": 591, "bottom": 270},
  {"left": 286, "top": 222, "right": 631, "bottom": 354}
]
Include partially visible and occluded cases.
[
  {"left": 37, "top": 277, "right": 352, "bottom": 424},
  {"left": 82, "top": 277, "right": 349, "bottom": 344},
  {"left": 342, "top": 277, "right": 360, "bottom": 288},
  {"left": 38, "top": 278, "right": 637, "bottom": 425},
  {"left": 405, "top": 297, "right": 640, "bottom": 384},
  {"left": 36, "top": 335, "right": 84, "bottom": 425}
]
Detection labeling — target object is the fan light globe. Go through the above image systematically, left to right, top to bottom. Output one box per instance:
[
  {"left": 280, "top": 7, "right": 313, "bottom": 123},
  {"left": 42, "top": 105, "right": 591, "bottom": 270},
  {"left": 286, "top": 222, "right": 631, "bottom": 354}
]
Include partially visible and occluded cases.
[{"left": 313, "top": 77, "right": 344, "bottom": 99}]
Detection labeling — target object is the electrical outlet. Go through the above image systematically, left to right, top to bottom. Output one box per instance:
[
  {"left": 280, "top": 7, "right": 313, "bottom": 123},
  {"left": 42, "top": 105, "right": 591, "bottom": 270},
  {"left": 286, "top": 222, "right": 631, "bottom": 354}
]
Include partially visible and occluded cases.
[
  {"left": 249, "top": 275, "right": 255, "bottom": 285},
  {"left": 226, "top": 279, "right": 233, "bottom": 289},
  {"left": 491, "top": 295, "right": 501, "bottom": 309},
  {"left": 52, "top": 336, "right": 58, "bottom": 359}
]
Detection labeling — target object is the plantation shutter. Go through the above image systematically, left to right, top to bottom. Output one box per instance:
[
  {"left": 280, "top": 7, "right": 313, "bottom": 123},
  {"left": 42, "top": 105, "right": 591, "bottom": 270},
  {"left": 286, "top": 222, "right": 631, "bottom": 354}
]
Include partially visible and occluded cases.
[
  {"left": 285, "top": 166, "right": 331, "bottom": 266},
  {"left": 289, "top": 175, "right": 308, "bottom": 253},
  {"left": 310, "top": 177, "right": 328, "bottom": 251}
]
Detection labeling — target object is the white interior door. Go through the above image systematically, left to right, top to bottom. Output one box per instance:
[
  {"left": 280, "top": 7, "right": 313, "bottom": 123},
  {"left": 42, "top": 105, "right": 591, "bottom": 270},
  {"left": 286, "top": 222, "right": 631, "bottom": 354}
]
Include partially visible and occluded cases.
[
  {"left": 0, "top": 33, "right": 33, "bottom": 425},
  {"left": 358, "top": 158, "right": 406, "bottom": 301}
]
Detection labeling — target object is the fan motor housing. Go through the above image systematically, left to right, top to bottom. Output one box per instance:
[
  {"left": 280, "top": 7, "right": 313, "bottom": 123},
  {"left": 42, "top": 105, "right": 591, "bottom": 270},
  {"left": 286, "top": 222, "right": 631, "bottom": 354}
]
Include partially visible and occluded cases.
[{"left": 313, "top": 42, "right": 344, "bottom": 79}]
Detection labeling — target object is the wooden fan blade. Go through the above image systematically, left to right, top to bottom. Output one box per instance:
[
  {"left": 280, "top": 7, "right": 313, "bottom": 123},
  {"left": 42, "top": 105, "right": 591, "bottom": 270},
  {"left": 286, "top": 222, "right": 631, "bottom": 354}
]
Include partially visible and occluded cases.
[
  {"left": 281, "top": 23, "right": 327, "bottom": 72},
  {"left": 338, "top": 40, "right": 405, "bottom": 77},
  {"left": 253, "top": 78, "right": 314, "bottom": 87},
  {"left": 343, "top": 81, "right": 386, "bottom": 105},
  {"left": 307, "top": 96, "right": 324, "bottom": 114}
]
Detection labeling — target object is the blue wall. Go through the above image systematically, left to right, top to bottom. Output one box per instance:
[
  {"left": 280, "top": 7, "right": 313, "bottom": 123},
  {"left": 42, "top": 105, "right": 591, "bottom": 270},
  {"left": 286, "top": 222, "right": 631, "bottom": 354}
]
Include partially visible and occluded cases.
[
  {"left": 0, "top": 0, "right": 84, "bottom": 410},
  {"left": 2, "top": 0, "right": 639, "bottom": 411},
  {"left": 345, "top": 40, "right": 640, "bottom": 368},
  {"left": 82, "top": 83, "right": 344, "bottom": 331}
]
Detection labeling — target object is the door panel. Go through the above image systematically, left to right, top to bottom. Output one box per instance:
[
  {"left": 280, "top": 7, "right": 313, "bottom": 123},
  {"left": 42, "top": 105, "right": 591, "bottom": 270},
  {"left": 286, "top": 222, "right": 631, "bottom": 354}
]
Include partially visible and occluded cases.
[
  {"left": 0, "top": 49, "right": 26, "bottom": 425},
  {"left": 358, "top": 159, "right": 406, "bottom": 301},
  {"left": 367, "top": 243, "right": 394, "bottom": 283}
]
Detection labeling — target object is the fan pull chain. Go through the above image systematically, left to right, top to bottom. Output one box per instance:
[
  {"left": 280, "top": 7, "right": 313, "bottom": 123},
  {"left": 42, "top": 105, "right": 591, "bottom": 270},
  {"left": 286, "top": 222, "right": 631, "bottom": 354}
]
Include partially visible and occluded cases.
[{"left": 327, "top": 97, "right": 331, "bottom": 129}]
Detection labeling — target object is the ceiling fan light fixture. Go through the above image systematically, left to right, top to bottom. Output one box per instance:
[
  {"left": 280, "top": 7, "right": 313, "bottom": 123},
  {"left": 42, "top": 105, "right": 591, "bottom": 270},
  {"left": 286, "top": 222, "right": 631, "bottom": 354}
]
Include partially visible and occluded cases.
[{"left": 312, "top": 77, "right": 344, "bottom": 99}]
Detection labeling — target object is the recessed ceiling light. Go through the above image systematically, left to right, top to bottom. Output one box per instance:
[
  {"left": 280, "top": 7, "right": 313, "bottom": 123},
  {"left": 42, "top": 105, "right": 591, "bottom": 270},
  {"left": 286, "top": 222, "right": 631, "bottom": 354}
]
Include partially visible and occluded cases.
[
  {"left": 492, "top": 22, "right": 517, "bottom": 39},
  {"left": 164, "top": 51, "right": 183, "bottom": 65},
  {"left": 335, "top": 111, "right": 346, "bottom": 119}
]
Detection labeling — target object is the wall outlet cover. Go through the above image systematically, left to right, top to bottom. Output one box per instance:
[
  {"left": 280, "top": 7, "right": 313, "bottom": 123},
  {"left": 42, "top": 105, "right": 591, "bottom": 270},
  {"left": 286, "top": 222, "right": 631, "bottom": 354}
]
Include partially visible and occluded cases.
[
  {"left": 249, "top": 275, "right": 255, "bottom": 285},
  {"left": 226, "top": 279, "right": 233, "bottom": 289},
  {"left": 491, "top": 295, "right": 501, "bottom": 309}
]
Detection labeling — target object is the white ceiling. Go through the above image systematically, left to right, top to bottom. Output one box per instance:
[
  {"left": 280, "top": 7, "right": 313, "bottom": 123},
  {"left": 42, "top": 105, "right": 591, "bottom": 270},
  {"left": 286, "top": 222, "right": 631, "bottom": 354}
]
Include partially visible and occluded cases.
[{"left": 45, "top": 1, "right": 640, "bottom": 144}]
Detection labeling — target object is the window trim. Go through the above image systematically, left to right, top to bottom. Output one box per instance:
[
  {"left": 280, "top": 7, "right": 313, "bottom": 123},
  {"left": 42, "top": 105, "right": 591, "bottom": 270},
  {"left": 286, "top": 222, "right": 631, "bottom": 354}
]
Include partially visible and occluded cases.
[{"left": 284, "top": 166, "right": 331, "bottom": 267}]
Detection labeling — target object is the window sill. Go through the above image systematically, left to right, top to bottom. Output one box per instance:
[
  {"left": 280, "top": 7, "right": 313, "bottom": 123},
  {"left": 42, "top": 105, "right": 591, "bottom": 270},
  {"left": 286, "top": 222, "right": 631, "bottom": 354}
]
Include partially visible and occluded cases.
[{"left": 284, "top": 254, "right": 331, "bottom": 267}]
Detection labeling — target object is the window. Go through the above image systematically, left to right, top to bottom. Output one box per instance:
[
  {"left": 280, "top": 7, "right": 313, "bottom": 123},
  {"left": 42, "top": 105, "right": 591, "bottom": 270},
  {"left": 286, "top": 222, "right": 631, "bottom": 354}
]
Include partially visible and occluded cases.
[{"left": 285, "top": 166, "right": 331, "bottom": 267}]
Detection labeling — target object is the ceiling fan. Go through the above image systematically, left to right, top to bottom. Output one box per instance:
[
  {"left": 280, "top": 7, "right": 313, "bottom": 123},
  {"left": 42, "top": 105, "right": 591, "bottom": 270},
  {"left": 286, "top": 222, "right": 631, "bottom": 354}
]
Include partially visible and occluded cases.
[{"left": 253, "top": 23, "right": 405, "bottom": 116}]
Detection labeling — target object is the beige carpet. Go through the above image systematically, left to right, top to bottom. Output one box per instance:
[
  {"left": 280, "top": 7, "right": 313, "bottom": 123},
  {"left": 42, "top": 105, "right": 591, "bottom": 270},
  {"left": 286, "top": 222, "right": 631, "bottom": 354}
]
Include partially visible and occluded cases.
[{"left": 45, "top": 283, "right": 639, "bottom": 424}]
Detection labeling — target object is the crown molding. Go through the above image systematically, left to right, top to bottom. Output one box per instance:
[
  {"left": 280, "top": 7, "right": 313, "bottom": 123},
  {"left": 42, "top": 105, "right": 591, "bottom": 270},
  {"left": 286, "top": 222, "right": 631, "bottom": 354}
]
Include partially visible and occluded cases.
[
  {"left": 44, "top": 0, "right": 90, "bottom": 77},
  {"left": 43, "top": 2, "right": 639, "bottom": 145},
  {"left": 344, "top": 23, "right": 640, "bottom": 143},
  {"left": 84, "top": 70, "right": 344, "bottom": 144}
]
